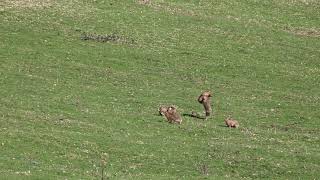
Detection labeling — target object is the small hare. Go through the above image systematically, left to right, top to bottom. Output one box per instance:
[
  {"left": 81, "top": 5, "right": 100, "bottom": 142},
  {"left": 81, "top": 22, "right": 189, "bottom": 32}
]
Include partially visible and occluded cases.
[{"left": 225, "top": 116, "right": 239, "bottom": 128}]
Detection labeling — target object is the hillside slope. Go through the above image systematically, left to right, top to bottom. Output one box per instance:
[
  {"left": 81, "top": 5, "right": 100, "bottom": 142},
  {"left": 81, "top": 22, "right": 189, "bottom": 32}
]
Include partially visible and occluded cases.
[{"left": 0, "top": 0, "right": 319, "bottom": 179}]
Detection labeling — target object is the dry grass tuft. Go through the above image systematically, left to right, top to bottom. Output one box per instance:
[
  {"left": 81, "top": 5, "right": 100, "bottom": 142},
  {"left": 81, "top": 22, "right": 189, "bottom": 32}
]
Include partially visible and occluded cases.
[
  {"left": 1, "top": 0, "right": 97, "bottom": 22},
  {"left": 137, "top": 0, "right": 151, "bottom": 5},
  {"left": 290, "top": 0, "right": 319, "bottom": 5},
  {"left": 139, "top": 1, "right": 196, "bottom": 17}
]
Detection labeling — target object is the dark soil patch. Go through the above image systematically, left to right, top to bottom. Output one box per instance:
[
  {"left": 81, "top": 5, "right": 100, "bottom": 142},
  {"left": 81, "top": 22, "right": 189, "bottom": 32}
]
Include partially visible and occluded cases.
[{"left": 80, "top": 33, "right": 135, "bottom": 44}]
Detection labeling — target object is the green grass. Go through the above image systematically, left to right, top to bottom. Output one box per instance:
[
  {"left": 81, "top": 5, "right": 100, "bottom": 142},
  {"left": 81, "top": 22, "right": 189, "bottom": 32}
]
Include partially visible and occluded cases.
[{"left": 0, "top": 0, "right": 319, "bottom": 179}]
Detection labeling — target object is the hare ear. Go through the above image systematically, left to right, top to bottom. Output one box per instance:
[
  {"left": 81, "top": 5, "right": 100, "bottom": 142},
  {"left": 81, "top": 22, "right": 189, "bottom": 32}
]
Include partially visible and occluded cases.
[{"left": 170, "top": 106, "right": 177, "bottom": 111}]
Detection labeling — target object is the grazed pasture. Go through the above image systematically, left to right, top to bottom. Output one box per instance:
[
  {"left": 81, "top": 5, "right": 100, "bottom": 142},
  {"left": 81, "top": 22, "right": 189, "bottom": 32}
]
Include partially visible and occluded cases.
[{"left": 0, "top": 0, "right": 319, "bottom": 179}]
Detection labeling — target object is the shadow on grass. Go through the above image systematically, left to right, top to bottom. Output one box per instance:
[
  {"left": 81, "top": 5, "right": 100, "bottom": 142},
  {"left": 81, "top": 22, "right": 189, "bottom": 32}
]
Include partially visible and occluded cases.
[
  {"left": 182, "top": 113, "right": 206, "bottom": 120},
  {"left": 217, "top": 125, "right": 228, "bottom": 128}
]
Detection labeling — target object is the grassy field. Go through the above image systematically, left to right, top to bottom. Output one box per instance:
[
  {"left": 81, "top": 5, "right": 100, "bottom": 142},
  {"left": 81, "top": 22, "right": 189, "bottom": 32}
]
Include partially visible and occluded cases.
[{"left": 0, "top": 0, "right": 319, "bottom": 179}]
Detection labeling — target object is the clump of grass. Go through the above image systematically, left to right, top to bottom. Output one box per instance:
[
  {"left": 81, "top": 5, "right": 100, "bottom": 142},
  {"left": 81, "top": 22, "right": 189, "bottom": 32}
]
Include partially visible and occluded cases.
[{"left": 197, "top": 163, "right": 209, "bottom": 176}]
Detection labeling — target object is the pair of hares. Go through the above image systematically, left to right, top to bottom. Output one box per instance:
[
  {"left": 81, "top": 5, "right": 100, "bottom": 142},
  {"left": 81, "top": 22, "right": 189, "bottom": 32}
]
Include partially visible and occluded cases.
[
  {"left": 159, "top": 91, "right": 213, "bottom": 124},
  {"left": 159, "top": 106, "right": 183, "bottom": 124}
]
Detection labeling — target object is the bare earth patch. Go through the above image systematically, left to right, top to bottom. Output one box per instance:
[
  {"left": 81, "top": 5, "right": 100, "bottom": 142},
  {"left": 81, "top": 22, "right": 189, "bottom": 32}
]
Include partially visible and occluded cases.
[
  {"left": 1, "top": 0, "right": 97, "bottom": 21},
  {"left": 3, "top": 0, "right": 53, "bottom": 9},
  {"left": 136, "top": 0, "right": 196, "bottom": 17},
  {"left": 276, "top": 0, "right": 320, "bottom": 6},
  {"left": 285, "top": 27, "right": 320, "bottom": 38}
]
